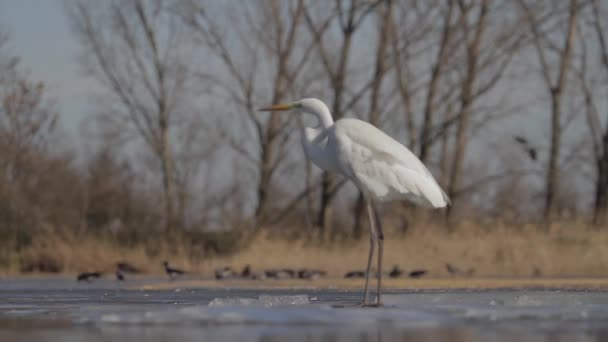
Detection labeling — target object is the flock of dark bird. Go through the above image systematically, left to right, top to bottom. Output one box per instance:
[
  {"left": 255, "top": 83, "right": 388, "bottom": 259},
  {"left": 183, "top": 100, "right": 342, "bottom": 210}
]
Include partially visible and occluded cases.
[
  {"left": 76, "top": 260, "right": 185, "bottom": 283},
  {"left": 76, "top": 261, "right": 475, "bottom": 283},
  {"left": 213, "top": 265, "right": 327, "bottom": 280}
]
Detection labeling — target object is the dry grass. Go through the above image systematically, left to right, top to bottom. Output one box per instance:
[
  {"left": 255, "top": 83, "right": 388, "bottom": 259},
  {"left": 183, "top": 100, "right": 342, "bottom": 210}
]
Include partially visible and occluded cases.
[
  {"left": 2, "top": 221, "right": 608, "bottom": 278},
  {"left": 200, "top": 222, "right": 608, "bottom": 278}
]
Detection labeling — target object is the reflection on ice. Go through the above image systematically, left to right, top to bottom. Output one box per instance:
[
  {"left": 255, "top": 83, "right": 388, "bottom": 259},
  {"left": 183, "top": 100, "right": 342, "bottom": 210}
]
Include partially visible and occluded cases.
[
  {"left": 88, "top": 294, "right": 449, "bottom": 329},
  {"left": 93, "top": 307, "right": 447, "bottom": 332}
]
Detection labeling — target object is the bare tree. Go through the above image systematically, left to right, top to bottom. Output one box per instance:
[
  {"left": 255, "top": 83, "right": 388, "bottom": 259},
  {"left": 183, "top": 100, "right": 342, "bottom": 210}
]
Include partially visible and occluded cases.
[
  {"left": 68, "top": 0, "right": 194, "bottom": 232},
  {"left": 179, "top": 0, "right": 319, "bottom": 224},
  {"left": 252, "top": 0, "right": 306, "bottom": 219},
  {"left": 304, "top": 0, "right": 381, "bottom": 235},
  {"left": 352, "top": 0, "right": 393, "bottom": 239},
  {"left": 416, "top": 0, "right": 527, "bottom": 223},
  {"left": 418, "top": 0, "right": 456, "bottom": 163},
  {"left": 444, "top": 0, "right": 489, "bottom": 221},
  {"left": 518, "top": 0, "right": 579, "bottom": 224},
  {"left": 577, "top": 0, "right": 608, "bottom": 225},
  {"left": 590, "top": 0, "right": 608, "bottom": 226},
  {"left": 389, "top": 1, "right": 440, "bottom": 151},
  {"left": 0, "top": 30, "right": 64, "bottom": 233},
  {"left": 0, "top": 30, "right": 58, "bottom": 156}
]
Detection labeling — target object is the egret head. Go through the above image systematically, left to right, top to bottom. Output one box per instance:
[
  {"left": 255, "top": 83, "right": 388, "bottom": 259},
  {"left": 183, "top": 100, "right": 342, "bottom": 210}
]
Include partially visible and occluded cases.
[
  {"left": 258, "top": 98, "right": 333, "bottom": 128},
  {"left": 258, "top": 98, "right": 329, "bottom": 116}
]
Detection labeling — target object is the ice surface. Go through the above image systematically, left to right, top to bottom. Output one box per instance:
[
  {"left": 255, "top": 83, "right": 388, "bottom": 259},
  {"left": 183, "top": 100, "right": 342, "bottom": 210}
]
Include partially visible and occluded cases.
[
  {"left": 2, "top": 279, "right": 608, "bottom": 341},
  {"left": 383, "top": 290, "right": 608, "bottom": 328},
  {"left": 76, "top": 294, "right": 449, "bottom": 328},
  {"left": 208, "top": 294, "right": 310, "bottom": 307},
  {"left": 207, "top": 297, "right": 258, "bottom": 307}
]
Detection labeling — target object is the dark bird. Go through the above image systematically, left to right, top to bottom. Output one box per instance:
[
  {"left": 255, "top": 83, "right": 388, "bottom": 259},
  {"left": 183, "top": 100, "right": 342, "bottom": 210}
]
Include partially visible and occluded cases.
[
  {"left": 513, "top": 135, "right": 537, "bottom": 161},
  {"left": 514, "top": 135, "right": 528, "bottom": 145},
  {"left": 527, "top": 148, "right": 537, "bottom": 161},
  {"left": 116, "top": 261, "right": 140, "bottom": 274},
  {"left": 163, "top": 261, "right": 185, "bottom": 280},
  {"left": 445, "top": 263, "right": 475, "bottom": 277},
  {"left": 241, "top": 264, "right": 251, "bottom": 278},
  {"left": 239, "top": 265, "right": 265, "bottom": 280},
  {"left": 388, "top": 265, "right": 403, "bottom": 278},
  {"left": 215, "top": 266, "right": 235, "bottom": 280},
  {"left": 264, "top": 268, "right": 295, "bottom": 279},
  {"left": 280, "top": 268, "right": 296, "bottom": 278},
  {"left": 115, "top": 269, "right": 125, "bottom": 282},
  {"left": 263, "top": 269, "right": 277, "bottom": 278},
  {"left": 297, "top": 269, "right": 327, "bottom": 280},
  {"left": 408, "top": 269, "right": 427, "bottom": 278},
  {"left": 344, "top": 270, "right": 366, "bottom": 278},
  {"left": 77, "top": 271, "right": 102, "bottom": 282},
  {"left": 251, "top": 273, "right": 267, "bottom": 280}
]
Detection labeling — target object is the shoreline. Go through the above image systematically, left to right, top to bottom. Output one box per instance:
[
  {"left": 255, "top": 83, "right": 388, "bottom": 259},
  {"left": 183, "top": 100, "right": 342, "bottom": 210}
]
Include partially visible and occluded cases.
[
  {"left": 4, "top": 274, "right": 608, "bottom": 291},
  {"left": 134, "top": 277, "right": 608, "bottom": 291}
]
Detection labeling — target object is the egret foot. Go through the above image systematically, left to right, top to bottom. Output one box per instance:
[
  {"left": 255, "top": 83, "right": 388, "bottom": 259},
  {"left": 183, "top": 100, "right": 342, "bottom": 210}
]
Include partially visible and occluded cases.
[{"left": 360, "top": 301, "right": 383, "bottom": 308}]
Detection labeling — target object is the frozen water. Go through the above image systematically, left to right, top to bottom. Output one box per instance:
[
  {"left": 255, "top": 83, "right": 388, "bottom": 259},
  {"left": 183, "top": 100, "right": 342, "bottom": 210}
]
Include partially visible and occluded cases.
[
  {"left": 1, "top": 278, "right": 608, "bottom": 341},
  {"left": 208, "top": 294, "right": 310, "bottom": 307}
]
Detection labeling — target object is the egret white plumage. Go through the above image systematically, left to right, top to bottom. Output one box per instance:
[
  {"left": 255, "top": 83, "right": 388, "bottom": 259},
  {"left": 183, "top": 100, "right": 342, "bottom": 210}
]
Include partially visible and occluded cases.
[{"left": 259, "top": 98, "right": 449, "bottom": 306}]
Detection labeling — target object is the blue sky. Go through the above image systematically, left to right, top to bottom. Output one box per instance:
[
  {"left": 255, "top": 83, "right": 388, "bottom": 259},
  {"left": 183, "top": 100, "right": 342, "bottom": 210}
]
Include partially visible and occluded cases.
[{"left": 1, "top": 0, "right": 94, "bottom": 137}]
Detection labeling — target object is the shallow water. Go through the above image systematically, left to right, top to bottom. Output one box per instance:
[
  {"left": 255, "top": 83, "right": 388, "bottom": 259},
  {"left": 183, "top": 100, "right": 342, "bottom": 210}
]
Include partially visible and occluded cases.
[{"left": 1, "top": 278, "right": 608, "bottom": 341}]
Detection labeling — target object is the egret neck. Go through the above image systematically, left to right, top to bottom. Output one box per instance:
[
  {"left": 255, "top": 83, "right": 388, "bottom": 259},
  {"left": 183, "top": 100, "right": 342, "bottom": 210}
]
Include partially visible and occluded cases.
[{"left": 297, "top": 100, "right": 338, "bottom": 173}]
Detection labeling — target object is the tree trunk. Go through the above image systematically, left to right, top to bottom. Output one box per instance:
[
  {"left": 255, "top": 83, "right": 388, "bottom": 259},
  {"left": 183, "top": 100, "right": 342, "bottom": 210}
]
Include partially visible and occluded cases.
[
  {"left": 352, "top": 0, "right": 392, "bottom": 239},
  {"left": 542, "top": 0, "right": 577, "bottom": 224},
  {"left": 591, "top": 0, "right": 608, "bottom": 226},
  {"left": 253, "top": 1, "right": 303, "bottom": 222},
  {"left": 418, "top": 1, "right": 454, "bottom": 164},
  {"left": 446, "top": 1, "right": 488, "bottom": 223},
  {"left": 316, "top": 22, "right": 354, "bottom": 234},
  {"left": 543, "top": 91, "right": 562, "bottom": 223},
  {"left": 254, "top": 94, "right": 284, "bottom": 221},
  {"left": 446, "top": 98, "right": 472, "bottom": 223},
  {"left": 439, "top": 103, "right": 453, "bottom": 186},
  {"left": 159, "top": 115, "right": 176, "bottom": 233},
  {"left": 594, "top": 131, "right": 608, "bottom": 225},
  {"left": 255, "top": 137, "right": 275, "bottom": 219},
  {"left": 317, "top": 172, "right": 334, "bottom": 236},
  {"left": 352, "top": 193, "right": 366, "bottom": 239}
]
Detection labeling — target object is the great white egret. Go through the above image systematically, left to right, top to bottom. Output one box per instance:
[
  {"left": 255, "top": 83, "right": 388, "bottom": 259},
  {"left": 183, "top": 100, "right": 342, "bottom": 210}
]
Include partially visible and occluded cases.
[{"left": 259, "top": 98, "right": 449, "bottom": 306}]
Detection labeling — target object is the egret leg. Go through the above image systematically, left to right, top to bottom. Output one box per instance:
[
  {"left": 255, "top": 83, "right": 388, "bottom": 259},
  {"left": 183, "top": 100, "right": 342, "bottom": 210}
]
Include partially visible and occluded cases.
[
  {"left": 362, "top": 202, "right": 378, "bottom": 306},
  {"left": 372, "top": 203, "right": 385, "bottom": 306},
  {"left": 362, "top": 225, "right": 376, "bottom": 305}
]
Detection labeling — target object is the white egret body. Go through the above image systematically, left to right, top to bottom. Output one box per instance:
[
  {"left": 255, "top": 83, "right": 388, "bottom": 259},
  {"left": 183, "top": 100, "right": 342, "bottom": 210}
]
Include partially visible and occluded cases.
[{"left": 260, "top": 98, "right": 449, "bottom": 306}]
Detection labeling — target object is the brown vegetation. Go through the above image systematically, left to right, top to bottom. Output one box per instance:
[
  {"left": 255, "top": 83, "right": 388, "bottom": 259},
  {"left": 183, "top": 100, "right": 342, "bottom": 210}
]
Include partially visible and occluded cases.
[{"left": 3, "top": 222, "right": 608, "bottom": 278}]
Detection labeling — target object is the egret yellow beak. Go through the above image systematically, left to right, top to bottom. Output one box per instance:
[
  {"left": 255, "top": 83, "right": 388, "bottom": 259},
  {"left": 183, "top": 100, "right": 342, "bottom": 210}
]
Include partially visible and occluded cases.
[{"left": 258, "top": 103, "right": 295, "bottom": 112}]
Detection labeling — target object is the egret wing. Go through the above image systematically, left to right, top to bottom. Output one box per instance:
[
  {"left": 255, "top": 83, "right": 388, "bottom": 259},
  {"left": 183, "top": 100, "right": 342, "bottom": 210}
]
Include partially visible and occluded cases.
[{"left": 331, "top": 118, "right": 449, "bottom": 208}]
